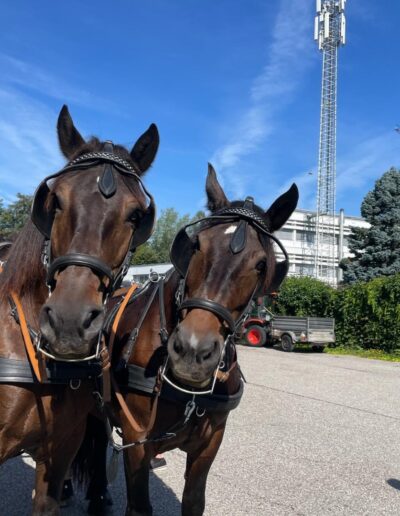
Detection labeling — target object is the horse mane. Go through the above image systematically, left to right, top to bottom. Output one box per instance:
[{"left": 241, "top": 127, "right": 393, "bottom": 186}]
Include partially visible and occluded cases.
[{"left": 0, "top": 220, "right": 46, "bottom": 314}]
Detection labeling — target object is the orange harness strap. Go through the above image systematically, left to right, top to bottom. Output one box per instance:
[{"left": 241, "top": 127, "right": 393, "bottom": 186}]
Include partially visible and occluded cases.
[
  {"left": 102, "top": 282, "right": 138, "bottom": 407},
  {"left": 104, "top": 282, "right": 160, "bottom": 435},
  {"left": 108, "top": 282, "right": 138, "bottom": 358},
  {"left": 10, "top": 292, "right": 48, "bottom": 383}
]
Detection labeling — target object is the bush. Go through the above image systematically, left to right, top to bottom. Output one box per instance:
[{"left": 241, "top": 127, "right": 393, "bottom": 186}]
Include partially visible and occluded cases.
[
  {"left": 273, "top": 274, "right": 400, "bottom": 353},
  {"left": 334, "top": 274, "right": 400, "bottom": 352},
  {"left": 273, "top": 277, "right": 335, "bottom": 317}
]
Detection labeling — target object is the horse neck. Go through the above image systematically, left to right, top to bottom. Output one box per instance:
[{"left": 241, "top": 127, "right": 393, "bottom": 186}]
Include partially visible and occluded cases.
[{"left": 126, "top": 270, "right": 180, "bottom": 367}]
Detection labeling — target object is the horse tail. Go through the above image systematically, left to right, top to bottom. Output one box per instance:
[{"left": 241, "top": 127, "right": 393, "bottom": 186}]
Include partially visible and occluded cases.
[{"left": 72, "top": 413, "right": 108, "bottom": 494}]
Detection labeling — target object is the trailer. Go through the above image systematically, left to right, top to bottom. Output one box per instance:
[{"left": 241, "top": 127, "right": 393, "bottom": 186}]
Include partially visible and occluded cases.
[{"left": 242, "top": 312, "right": 335, "bottom": 352}]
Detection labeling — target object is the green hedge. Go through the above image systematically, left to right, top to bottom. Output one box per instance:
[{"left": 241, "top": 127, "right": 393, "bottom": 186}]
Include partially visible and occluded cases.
[
  {"left": 334, "top": 274, "right": 400, "bottom": 352},
  {"left": 273, "top": 275, "right": 400, "bottom": 352},
  {"left": 273, "top": 277, "right": 335, "bottom": 317}
]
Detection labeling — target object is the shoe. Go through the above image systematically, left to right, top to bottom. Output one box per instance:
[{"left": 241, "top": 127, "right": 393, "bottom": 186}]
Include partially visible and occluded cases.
[
  {"left": 150, "top": 457, "right": 167, "bottom": 471},
  {"left": 60, "top": 479, "right": 74, "bottom": 507}
]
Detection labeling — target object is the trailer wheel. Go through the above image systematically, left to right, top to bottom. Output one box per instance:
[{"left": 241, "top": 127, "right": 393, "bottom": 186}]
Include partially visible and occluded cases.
[
  {"left": 243, "top": 325, "right": 266, "bottom": 347},
  {"left": 281, "top": 334, "right": 294, "bottom": 352}
]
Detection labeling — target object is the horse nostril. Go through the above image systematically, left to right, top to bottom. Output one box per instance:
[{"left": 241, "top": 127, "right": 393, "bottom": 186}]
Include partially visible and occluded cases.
[
  {"left": 45, "top": 307, "right": 57, "bottom": 330},
  {"left": 82, "top": 309, "right": 103, "bottom": 330},
  {"left": 173, "top": 340, "right": 183, "bottom": 355},
  {"left": 203, "top": 351, "right": 212, "bottom": 361}
]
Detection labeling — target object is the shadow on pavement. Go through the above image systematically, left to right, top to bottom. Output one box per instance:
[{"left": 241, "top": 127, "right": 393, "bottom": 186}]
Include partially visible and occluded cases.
[
  {"left": 0, "top": 454, "right": 181, "bottom": 516},
  {"left": 0, "top": 455, "right": 35, "bottom": 515},
  {"left": 150, "top": 472, "right": 181, "bottom": 515},
  {"left": 387, "top": 478, "right": 400, "bottom": 491}
]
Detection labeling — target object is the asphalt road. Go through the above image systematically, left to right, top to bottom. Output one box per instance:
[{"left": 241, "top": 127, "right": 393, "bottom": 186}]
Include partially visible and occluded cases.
[{"left": 2, "top": 346, "right": 400, "bottom": 515}]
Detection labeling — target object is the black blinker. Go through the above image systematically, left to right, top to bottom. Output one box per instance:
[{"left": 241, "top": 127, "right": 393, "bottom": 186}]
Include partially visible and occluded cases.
[
  {"left": 98, "top": 141, "right": 117, "bottom": 198},
  {"left": 229, "top": 196, "right": 254, "bottom": 254}
]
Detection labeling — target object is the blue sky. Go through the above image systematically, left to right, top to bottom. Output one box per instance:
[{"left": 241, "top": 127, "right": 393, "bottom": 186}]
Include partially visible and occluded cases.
[{"left": 0, "top": 0, "right": 399, "bottom": 217}]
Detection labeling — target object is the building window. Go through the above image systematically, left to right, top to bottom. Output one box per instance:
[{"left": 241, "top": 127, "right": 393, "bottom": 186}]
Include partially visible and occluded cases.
[
  {"left": 275, "top": 228, "right": 293, "bottom": 240},
  {"left": 296, "top": 230, "right": 315, "bottom": 244},
  {"left": 295, "top": 263, "right": 314, "bottom": 276}
]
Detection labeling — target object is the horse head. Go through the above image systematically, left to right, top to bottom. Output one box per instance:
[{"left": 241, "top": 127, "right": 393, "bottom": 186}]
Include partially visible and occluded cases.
[
  {"left": 35, "top": 106, "right": 159, "bottom": 360},
  {"left": 167, "top": 163, "right": 298, "bottom": 388}
]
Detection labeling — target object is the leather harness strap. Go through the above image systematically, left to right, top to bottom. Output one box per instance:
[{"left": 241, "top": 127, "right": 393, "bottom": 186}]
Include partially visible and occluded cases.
[
  {"left": 102, "top": 282, "right": 138, "bottom": 404},
  {"left": 102, "top": 282, "right": 161, "bottom": 436},
  {"left": 108, "top": 282, "right": 138, "bottom": 359},
  {"left": 9, "top": 292, "right": 47, "bottom": 383},
  {"left": 111, "top": 374, "right": 162, "bottom": 435}
]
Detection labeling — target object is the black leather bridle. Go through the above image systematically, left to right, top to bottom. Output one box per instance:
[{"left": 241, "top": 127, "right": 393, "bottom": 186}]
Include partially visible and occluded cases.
[
  {"left": 31, "top": 142, "right": 155, "bottom": 296},
  {"left": 164, "top": 197, "right": 290, "bottom": 394},
  {"left": 170, "top": 198, "right": 289, "bottom": 333}
]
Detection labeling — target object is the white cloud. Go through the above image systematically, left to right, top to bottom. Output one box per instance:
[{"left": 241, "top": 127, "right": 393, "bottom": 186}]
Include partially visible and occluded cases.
[
  {"left": 211, "top": 0, "right": 314, "bottom": 196},
  {"left": 0, "top": 53, "right": 120, "bottom": 114},
  {"left": 0, "top": 53, "right": 124, "bottom": 201},
  {"left": 0, "top": 88, "right": 63, "bottom": 198}
]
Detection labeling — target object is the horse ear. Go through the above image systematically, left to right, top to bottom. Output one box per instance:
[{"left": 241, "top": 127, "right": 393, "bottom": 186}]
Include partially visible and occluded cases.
[
  {"left": 57, "top": 105, "right": 85, "bottom": 159},
  {"left": 130, "top": 124, "right": 159, "bottom": 174},
  {"left": 206, "top": 163, "right": 229, "bottom": 212},
  {"left": 265, "top": 184, "right": 299, "bottom": 232}
]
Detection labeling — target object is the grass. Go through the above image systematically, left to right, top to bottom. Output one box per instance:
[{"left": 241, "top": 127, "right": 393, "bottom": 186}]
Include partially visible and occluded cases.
[{"left": 325, "top": 346, "right": 400, "bottom": 362}]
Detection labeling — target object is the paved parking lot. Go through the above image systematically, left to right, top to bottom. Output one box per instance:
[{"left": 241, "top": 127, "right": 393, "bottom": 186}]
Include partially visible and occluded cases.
[{"left": 2, "top": 346, "right": 400, "bottom": 515}]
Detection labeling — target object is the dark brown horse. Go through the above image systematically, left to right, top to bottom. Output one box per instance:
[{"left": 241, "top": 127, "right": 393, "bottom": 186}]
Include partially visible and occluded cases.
[
  {"left": 0, "top": 105, "right": 159, "bottom": 515},
  {"left": 80, "top": 164, "right": 298, "bottom": 515}
]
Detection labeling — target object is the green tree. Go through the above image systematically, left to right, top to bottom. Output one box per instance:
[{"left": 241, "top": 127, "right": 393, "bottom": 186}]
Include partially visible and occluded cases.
[
  {"left": 340, "top": 168, "right": 400, "bottom": 284},
  {"left": 0, "top": 194, "right": 33, "bottom": 239},
  {"left": 131, "top": 208, "right": 206, "bottom": 265},
  {"left": 131, "top": 242, "right": 160, "bottom": 265}
]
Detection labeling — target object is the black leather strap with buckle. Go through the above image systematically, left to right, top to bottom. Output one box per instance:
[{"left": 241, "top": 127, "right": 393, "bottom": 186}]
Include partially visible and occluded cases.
[
  {"left": 47, "top": 253, "right": 113, "bottom": 289},
  {"left": 179, "top": 298, "right": 236, "bottom": 333}
]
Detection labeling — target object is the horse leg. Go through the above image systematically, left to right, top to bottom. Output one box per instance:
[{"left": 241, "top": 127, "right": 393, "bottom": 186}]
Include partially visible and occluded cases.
[
  {"left": 85, "top": 414, "right": 113, "bottom": 514},
  {"left": 182, "top": 425, "right": 226, "bottom": 516},
  {"left": 32, "top": 426, "right": 85, "bottom": 516},
  {"left": 123, "top": 444, "right": 153, "bottom": 516}
]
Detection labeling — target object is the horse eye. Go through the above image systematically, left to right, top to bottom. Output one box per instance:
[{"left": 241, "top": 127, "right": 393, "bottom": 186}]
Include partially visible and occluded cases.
[
  {"left": 53, "top": 194, "right": 62, "bottom": 212},
  {"left": 128, "top": 209, "right": 143, "bottom": 224},
  {"left": 256, "top": 259, "right": 266, "bottom": 272}
]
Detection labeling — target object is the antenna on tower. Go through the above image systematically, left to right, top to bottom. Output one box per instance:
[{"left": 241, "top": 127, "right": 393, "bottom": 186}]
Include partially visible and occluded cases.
[{"left": 314, "top": 0, "right": 346, "bottom": 284}]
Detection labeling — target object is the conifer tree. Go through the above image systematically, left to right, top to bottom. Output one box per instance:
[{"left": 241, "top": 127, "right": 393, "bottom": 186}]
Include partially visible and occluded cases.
[{"left": 341, "top": 168, "right": 400, "bottom": 283}]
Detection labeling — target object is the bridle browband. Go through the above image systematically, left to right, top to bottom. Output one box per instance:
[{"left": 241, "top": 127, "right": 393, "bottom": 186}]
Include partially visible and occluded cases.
[
  {"left": 29, "top": 142, "right": 156, "bottom": 361},
  {"left": 32, "top": 143, "right": 155, "bottom": 295},
  {"left": 163, "top": 197, "right": 290, "bottom": 395}
]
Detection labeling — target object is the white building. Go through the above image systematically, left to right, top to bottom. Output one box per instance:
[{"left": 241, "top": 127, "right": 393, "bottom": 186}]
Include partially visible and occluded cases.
[
  {"left": 126, "top": 209, "right": 369, "bottom": 287},
  {"left": 274, "top": 209, "right": 369, "bottom": 284},
  {"left": 124, "top": 262, "right": 173, "bottom": 286}
]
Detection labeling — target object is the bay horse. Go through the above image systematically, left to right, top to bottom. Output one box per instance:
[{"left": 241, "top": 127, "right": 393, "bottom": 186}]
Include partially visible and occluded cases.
[
  {"left": 0, "top": 105, "right": 159, "bottom": 515},
  {"left": 79, "top": 164, "right": 298, "bottom": 515}
]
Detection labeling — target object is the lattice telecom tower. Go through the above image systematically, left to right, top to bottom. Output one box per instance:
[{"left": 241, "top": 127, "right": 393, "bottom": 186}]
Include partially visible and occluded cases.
[{"left": 314, "top": 0, "right": 346, "bottom": 283}]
